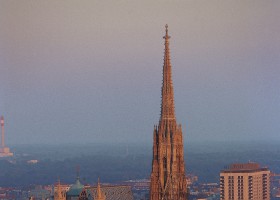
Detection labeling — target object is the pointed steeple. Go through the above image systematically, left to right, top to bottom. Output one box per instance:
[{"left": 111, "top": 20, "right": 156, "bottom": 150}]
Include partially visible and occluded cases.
[
  {"left": 160, "top": 24, "right": 176, "bottom": 124},
  {"left": 150, "top": 25, "right": 187, "bottom": 200},
  {"left": 54, "top": 178, "right": 66, "bottom": 200},
  {"left": 57, "top": 178, "right": 63, "bottom": 199},
  {"left": 95, "top": 178, "right": 106, "bottom": 200}
]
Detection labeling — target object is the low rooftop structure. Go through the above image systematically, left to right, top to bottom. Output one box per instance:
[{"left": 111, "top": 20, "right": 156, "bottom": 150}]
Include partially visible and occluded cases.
[{"left": 221, "top": 162, "right": 269, "bottom": 173}]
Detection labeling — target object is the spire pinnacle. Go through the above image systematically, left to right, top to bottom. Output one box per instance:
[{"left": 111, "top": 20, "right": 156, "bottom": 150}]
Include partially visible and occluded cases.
[
  {"left": 164, "top": 24, "right": 170, "bottom": 40},
  {"left": 160, "top": 25, "right": 176, "bottom": 123},
  {"left": 76, "top": 165, "right": 80, "bottom": 181},
  {"left": 57, "top": 178, "right": 62, "bottom": 195},
  {"left": 96, "top": 178, "right": 106, "bottom": 200}
]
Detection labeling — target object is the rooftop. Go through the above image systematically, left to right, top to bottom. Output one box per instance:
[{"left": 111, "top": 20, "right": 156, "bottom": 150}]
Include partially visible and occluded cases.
[
  {"left": 221, "top": 162, "right": 269, "bottom": 173},
  {"left": 66, "top": 177, "right": 84, "bottom": 197}
]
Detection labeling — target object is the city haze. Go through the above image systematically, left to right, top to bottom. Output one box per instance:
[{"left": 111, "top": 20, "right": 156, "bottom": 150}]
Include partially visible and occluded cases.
[{"left": 0, "top": 1, "right": 280, "bottom": 145}]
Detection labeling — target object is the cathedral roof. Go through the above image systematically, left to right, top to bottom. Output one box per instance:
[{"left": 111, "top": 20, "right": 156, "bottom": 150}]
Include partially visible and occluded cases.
[{"left": 86, "top": 185, "right": 133, "bottom": 200}]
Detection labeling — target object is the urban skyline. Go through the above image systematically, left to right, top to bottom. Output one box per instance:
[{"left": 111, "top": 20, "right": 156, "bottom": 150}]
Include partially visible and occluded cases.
[
  {"left": 1, "top": 1, "right": 280, "bottom": 145},
  {"left": 1, "top": 1, "right": 280, "bottom": 200}
]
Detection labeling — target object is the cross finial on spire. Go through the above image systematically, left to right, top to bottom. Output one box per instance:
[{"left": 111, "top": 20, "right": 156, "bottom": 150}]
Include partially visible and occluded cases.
[{"left": 164, "top": 24, "right": 170, "bottom": 40}]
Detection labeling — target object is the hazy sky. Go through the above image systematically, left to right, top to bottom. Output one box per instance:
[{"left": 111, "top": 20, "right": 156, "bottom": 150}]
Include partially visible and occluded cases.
[{"left": 0, "top": 1, "right": 280, "bottom": 145}]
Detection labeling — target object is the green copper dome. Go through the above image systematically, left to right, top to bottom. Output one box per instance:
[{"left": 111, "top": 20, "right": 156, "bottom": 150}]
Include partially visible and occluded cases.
[{"left": 67, "top": 177, "right": 84, "bottom": 197}]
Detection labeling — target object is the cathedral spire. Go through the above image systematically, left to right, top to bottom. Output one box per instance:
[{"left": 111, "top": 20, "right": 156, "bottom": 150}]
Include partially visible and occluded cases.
[
  {"left": 160, "top": 24, "right": 176, "bottom": 124},
  {"left": 150, "top": 25, "right": 187, "bottom": 200},
  {"left": 95, "top": 178, "right": 106, "bottom": 200}
]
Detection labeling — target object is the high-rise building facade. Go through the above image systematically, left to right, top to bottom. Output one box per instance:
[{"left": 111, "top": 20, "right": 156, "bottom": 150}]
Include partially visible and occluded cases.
[
  {"left": 149, "top": 25, "right": 187, "bottom": 200},
  {"left": 0, "top": 116, "right": 13, "bottom": 157},
  {"left": 220, "top": 162, "right": 270, "bottom": 200}
]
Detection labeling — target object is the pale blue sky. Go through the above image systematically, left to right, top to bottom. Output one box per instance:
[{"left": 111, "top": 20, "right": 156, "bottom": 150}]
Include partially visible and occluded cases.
[{"left": 0, "top": 1, "right": 280, "bottom": 144}]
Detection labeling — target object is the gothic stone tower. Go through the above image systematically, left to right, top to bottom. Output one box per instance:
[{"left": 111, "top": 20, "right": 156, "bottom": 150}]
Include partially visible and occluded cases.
[{"left": 150, "top": 25, "right": 187, "bottom": 200}]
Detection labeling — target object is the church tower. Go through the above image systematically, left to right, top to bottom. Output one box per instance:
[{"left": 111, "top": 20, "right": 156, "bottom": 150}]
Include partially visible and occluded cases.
[
  {"left": 150, "top": 25, "right": 188, "bottom": 200},
  {"left": 94, "top": 178, "right": 106, "bottom": 200},
  {"left": 54, "top": 179, "right": 66, "bottom": 200}
]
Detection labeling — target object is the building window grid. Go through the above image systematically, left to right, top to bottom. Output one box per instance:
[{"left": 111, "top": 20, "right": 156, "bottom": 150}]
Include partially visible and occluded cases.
[
  {"left": 221, "top": 167, "right": 270, "bottom": 200},
  {"left": 262, "top": 174, "right": 268, "bottom": 199},
  {"left": 220, "top": 176, "right": 225, "bottom": 199},
  {"left": 228, "top": 176, "right": 234, "bottom": 200},
  {"left": 237, "top": 176, "right": 244, "bottom": 200},
  {"left": 248, "top": 176, "right": 253, "bottom": 200}
]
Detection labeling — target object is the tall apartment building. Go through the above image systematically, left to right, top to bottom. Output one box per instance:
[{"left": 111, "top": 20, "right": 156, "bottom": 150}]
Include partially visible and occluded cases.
[
  {"left": 0, "top": 116, "right": 13, "bottom": 157},
  {"left": 220, "top": 162, "right": 270, "bottom": 200}
]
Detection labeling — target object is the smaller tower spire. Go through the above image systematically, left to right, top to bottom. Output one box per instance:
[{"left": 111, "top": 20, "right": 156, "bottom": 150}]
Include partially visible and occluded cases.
[
  {"left": 76, "top": 165, "right": 80, "bottom": 181},
  {"left": 54, "top": 178, "right": 66, "bottom": 200},
  {"left": 57, "top": 178, "right": 63, "bottom": 198},
  {"left": 95, "top": 178, "right": 106, "bottom": 200}
]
